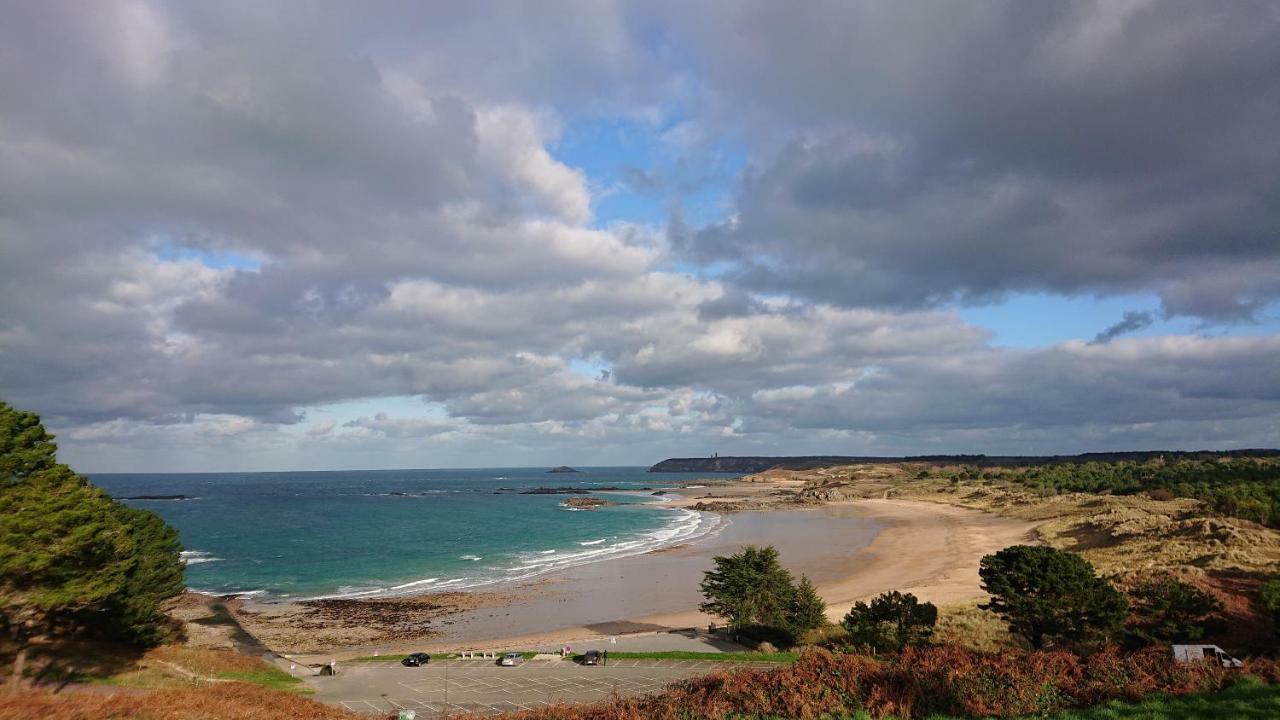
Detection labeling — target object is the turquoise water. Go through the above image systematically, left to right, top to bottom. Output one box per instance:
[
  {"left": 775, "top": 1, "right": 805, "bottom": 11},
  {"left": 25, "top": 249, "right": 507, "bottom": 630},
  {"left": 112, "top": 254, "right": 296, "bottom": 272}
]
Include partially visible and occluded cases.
[{"left": 90, "top": 467, "right": 734, "bottom": 600}]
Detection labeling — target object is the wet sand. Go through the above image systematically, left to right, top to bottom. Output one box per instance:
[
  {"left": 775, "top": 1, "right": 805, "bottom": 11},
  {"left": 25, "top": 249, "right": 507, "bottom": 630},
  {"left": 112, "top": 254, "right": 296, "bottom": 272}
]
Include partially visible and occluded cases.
[
  {"left": 280, "top": 491, "right": 1037, "bottom": 661},
  {"left": 420, "top": 505, "right": 884, "bottom": 647}
]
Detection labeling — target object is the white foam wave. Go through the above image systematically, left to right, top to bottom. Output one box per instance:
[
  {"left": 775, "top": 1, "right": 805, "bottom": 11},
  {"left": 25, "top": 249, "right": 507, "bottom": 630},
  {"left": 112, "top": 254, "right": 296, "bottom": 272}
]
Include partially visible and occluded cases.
[
  {"left": 297, "top": 504, "right": 727, "bottom": 601},
  {"left": 180, "top": 550, "right": 223, "bottom": 565},
  {"left": 460, "top": 554, "right": 482, "bottom": 561},
  {"left": 389, "top": 577, "right": 440, "bottom": 591}
]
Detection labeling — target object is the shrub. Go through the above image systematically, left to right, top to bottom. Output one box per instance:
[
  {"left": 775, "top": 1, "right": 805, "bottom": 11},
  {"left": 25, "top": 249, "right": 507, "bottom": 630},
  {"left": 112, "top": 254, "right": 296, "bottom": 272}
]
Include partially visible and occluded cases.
[
  {"left": 980, "top": 545, "right": 1128, "bottom": 649},
  {"left": 1126, "top": 573, "right": 1222, "bottom": 644},
  {"left": 1260, "top": 576, "right": 1280, "bottom": 635},
  {"left": 842, "top": 591, "right": 937, "bottom": 653},
  {"left": 476, "top": 644, "right": 1257, "bottom": 719}
]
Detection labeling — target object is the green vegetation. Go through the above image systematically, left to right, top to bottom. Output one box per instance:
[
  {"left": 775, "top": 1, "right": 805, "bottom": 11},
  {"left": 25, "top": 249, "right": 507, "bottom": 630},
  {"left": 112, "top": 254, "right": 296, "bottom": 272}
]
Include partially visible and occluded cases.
[
  {"left": 1, "top": 401, "right": 186, "bottom": 684},
  {"left": 996, "top": 458, "right": 1280, "bottom": 528},
  {"left": 699, "top": 545, "right": 832, "bottom": 647},
  {"left": 700, "top": 545, "right": 797, "bottom": 637},
  {"left": 980, "top": 545, "right": 1128, "bottom": 649},
  {"left": 1126, "top": 572, "right": 1222, "bottom": 644},
  {"left": 788, "top": 575, "right": 828, "bottom": 634},
  {"left": 1259, "top": 576, "right": 1280, "bottom": 628},
  {"left": 842, "top": 590, "right": 938, "bottom": 653},
  {"left": 350, "top": 653, "right": 412, "bottom": 662},
  {"left": 217, "top": 667, "right": 312, "bottom": 693},
  {"left": 1037, "top": 676, "right": 1280, "bottom": 719}
]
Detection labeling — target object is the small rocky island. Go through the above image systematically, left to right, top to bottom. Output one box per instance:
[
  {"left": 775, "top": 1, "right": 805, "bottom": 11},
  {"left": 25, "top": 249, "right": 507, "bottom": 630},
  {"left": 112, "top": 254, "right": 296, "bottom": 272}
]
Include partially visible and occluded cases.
[
  {"left": 546, "top": 466, "right": 580, "bottom": 473},
  {"left": 563, "top": 496, "right": 610, "bottom": 510}
]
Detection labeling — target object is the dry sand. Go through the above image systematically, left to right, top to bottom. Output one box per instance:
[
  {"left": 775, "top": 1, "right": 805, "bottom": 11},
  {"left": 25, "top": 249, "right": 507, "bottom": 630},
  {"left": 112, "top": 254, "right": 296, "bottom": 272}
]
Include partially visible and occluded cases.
[{"left": 269, "top": 477, "right": 1037, "bottom": 661}]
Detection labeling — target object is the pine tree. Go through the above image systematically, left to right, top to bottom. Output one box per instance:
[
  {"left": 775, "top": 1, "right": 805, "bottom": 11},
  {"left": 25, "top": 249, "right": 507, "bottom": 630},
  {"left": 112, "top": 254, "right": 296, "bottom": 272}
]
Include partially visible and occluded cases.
[
  {"left": 1, "top": 401, "right": 185, "bottom": 685},
  {"left": 699, "top": 545, "right": 796, "bottom": 636},
  {"left": 980, "top": 545, "right": 1128, "bottom": 650},
  {"left": 787, "top": 575, "right": 828, "bottom": 633}
]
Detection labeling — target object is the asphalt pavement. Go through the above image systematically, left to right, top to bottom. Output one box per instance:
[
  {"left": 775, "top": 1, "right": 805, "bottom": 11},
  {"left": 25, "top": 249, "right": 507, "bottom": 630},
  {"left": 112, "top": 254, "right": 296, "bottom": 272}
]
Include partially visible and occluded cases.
[{"left": 307, "top": 656, "right": 777, "bottom": 717}]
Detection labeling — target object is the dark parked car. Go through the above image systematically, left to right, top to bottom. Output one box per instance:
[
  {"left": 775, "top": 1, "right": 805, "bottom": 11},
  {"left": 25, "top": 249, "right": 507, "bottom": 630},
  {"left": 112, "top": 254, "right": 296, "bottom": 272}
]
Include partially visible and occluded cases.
[
  {"left": 581, "top": 650, "right": 602, "bottom": 666},
  {"left": 401, "top": 652, "right": 431, "bottom": 667}
]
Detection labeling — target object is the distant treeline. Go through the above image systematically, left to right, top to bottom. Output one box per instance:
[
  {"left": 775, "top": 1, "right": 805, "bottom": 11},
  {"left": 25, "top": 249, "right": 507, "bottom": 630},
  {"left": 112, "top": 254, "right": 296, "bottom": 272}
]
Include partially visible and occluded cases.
[
  {"left": 648, "top": 449, "right": 1280, "bottom": 474},
  {"left": 959, "top": 459, "right": 1280, "bottom": 528}
]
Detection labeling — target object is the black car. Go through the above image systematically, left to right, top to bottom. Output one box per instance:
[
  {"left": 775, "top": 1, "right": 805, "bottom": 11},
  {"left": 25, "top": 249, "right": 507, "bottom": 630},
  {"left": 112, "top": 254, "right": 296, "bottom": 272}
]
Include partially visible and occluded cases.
[
  {"left": 581, "top": 650, "right": 602, "bottom": 666},
  {"left": 401, "top": 652, "right": 431, "bottom": 667}
]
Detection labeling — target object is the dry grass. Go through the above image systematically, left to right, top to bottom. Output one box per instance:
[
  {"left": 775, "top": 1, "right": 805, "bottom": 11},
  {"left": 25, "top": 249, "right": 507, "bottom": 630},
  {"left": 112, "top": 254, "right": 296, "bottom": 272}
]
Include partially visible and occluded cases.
[
  {"left": 759, "top": 462, "right": 1280, "bottom": 652},
  {"left": 932, "top": 600, "right": 1019, "bottom": 652},
  {"left": 475, "top": 646, "right": 1276, "bottom": 720},
  {"left": 0, "top": 683, "right": 364, "bottom": 720}
]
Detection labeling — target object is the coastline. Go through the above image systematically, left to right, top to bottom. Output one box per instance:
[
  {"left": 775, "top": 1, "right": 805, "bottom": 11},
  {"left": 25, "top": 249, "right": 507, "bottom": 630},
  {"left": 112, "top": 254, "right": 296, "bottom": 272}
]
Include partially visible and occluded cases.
[{"left": 225, "top": 475, "right": 1038, "bottom": 661}]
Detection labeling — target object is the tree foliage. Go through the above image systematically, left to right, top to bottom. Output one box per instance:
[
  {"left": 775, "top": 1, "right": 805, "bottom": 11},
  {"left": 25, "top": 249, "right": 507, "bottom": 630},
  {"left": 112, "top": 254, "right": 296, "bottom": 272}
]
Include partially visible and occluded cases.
[
  {"left": 0, "top": 401, "right": 184, "bottom": 648},
  {"left": 977, "top": 458, "right": 1280, "bottom": 528},
  {"left": 699, "top": 545, "right": 796, "bottom": 635},
  {"left": 980, "top": 545, "right": 1128, "bottom": 650},
  {"left": 1126, "top": 573, "right": 1222, "bottom": 644},
  {"left": 787, "top": 575, "right": 828, "bottom": 633},
  {"left": 1259, "top": 575, "right": 1280, "bottom": 633},
  {"left": 841, "top": 590, "right": 937, "bottom": 652}
]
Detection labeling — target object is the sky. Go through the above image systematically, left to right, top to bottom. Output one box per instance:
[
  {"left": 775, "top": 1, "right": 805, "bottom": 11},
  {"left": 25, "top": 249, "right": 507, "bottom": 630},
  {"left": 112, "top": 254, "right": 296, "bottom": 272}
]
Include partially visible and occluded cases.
[{"left": 1, "top": 1, "right": 1278, "bottom": 473}]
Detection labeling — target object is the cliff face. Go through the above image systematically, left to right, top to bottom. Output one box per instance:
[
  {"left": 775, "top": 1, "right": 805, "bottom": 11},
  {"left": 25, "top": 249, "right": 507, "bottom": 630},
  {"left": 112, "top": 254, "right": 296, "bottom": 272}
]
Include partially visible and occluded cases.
[{"left": 648, "top": 449, "right": 1280, "bottom": 473}]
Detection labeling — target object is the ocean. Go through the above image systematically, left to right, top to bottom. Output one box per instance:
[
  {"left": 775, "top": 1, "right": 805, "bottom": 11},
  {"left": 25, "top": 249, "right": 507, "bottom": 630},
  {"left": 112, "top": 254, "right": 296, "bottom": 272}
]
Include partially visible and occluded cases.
[{"left": 90, "top": 467, "right": 736, "bottom": 601}]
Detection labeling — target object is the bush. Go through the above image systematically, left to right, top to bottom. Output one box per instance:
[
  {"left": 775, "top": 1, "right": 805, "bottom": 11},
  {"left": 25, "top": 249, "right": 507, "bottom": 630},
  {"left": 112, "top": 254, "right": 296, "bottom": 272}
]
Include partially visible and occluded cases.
[
  {"left": 980, "top": 545, "right": 1128, "bottom": 649},
  {"left": 1126, "top": 573, "right": 1222, "bottom": 644},
  {"left": 1260, "top": 576, "right": 1280, "bottom": 635},
  {"left": 842, "top": 591, "right": 937, "bottom": 653},
  {"left": 478, "top": 645, "right": 1259, "bottom": 719}
]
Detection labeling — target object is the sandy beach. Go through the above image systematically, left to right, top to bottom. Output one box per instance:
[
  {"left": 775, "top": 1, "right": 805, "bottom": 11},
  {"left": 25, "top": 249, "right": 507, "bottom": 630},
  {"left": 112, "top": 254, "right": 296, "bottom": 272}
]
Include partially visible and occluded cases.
[{"left": 245, "top": 476, "right": 1038, "bottom": 662}]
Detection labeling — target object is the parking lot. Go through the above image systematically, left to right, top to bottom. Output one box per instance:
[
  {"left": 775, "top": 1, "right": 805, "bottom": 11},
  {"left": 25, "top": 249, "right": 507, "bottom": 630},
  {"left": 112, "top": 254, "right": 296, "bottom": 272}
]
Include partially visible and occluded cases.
[{"left": 308, "top": 657, "right": 777, "bottom": 716}]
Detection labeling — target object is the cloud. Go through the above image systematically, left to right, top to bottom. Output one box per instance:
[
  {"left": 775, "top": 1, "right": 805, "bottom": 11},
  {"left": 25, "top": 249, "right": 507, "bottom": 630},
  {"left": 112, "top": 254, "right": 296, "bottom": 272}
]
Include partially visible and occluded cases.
[
  {"left": 0, "top": 1, "right": 1278, "bottom": 471},
  {"left": 665, "top": 1, "right": 1280, "bottom": 321},
  {"left": 1091, "top": 310, "right": 1156, "bottom": 345}
]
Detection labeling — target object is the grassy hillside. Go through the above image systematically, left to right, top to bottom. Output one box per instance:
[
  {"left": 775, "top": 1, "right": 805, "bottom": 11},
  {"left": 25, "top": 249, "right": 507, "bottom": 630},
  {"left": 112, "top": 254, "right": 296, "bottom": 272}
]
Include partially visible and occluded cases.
[{"left": 0, "top": 682, "right": 362, "bottom": 720}]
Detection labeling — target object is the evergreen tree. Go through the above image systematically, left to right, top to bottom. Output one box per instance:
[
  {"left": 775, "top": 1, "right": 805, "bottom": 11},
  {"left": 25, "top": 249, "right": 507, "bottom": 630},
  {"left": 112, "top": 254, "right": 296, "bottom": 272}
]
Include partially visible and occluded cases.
[
  {"left": 0, "top": 401, "right": 185, "bottom": 684},
  {"left": 700, "top": 545, "right": 796, "bottom": 636},
  {"left": 980, "top": 545, "right": 1128, "bottom": 649},
  {"left": 787, "top": 575, "right": 828, "bottom": 633},
  {"left": 841, "top": 590, "right": 937, "bottom": 652}
]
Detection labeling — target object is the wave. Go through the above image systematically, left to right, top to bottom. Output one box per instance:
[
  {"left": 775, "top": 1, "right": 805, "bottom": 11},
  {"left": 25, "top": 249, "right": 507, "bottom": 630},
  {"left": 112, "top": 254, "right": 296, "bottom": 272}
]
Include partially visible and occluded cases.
[
  {"left": 363, "top": 490, "right": 455, "bottom": 497},
  {"left": 295, "top": 505, "right": 727, "bottom": 601},
  {"left": 180, "top": 550, "right": 222, "bottom": 565},
  {"left": 459, "top": 554, "right": 482, "bottom": 561}
]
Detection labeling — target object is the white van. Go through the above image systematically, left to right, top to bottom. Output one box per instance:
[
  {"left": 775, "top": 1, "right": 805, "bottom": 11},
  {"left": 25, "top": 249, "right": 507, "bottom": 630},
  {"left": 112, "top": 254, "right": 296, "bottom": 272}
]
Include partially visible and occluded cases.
[{"left": 1171, "top": 644, "right": 1243, "bottom": 668}]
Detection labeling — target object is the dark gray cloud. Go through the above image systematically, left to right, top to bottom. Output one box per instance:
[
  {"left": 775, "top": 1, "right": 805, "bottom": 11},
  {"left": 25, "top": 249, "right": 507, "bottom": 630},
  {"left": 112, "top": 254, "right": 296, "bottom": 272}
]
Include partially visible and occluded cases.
[
  {"left": 668, "top": 1, "right": 1280, "bottom": 321},
  {"left": 1091, "top": 311, "right": 1156, "bottom": 345}
]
